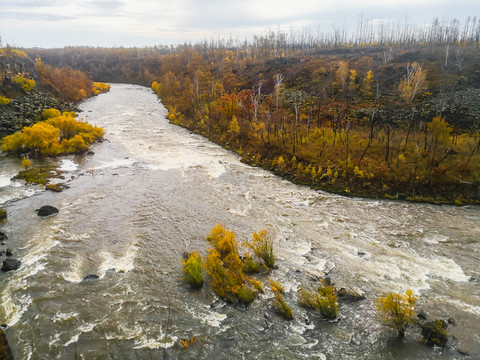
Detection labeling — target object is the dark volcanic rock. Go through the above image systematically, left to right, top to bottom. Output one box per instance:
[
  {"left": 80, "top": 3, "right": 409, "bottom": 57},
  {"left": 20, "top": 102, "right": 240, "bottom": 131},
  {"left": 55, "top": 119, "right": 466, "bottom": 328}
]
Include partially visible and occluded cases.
[
  {"left": 36, "top": 205, "right": 59, "bottom": 217},
  {"left": 1, "top": 258, "right": 21, "bottom": 272},
  {"left": 83, "top": 274, "right": 100, "bottom": 281},
  {"left": 337, "top": 287, "right": 366, "bottom": 302},
  {"left": 421, "top": 319, "right": 449, "bottom": 347},
  {"left": 0, "top": 329, "right": 14, "bottom": 360}
]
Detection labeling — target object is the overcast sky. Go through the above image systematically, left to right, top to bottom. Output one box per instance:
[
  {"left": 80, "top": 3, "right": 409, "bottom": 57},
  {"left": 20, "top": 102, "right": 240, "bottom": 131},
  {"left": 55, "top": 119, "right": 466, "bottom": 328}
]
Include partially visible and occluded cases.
[{"left": 0, "top": 0, "right": 478, "bottom": 48}]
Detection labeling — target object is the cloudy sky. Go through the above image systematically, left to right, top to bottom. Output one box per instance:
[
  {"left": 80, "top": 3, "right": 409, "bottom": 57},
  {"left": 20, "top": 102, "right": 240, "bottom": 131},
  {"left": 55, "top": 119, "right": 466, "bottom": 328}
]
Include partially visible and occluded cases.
[{"left": 0, "top": 0, "right": 477, "bottom": 48}]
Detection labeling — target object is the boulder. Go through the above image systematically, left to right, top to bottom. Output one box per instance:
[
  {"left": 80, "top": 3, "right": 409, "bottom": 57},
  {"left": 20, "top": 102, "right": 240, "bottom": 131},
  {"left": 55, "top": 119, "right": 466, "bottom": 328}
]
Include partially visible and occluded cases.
[
  {"left": 36, "top": 205, "right": 59, "bottom": 217},
  {"left": 0, "top": 208, "right": 6, "bottom": 220},
  {"left": 0, "top": 232, "right": 7, "bottom": 241},
  {"left": 5, "top": 249, "right": 12, "bottom": 257},
  {"left": 1, "top": 258, "right": 21, "bottom": 272},
  {"left": 83, "top": 274, "right": 99, "bottom": 281},
  {"left": 337, "top": 287, "right": 366, "bottom": 302},
  {"left": 421, "top": 319, "right": 449, "bottom": 347},
  {"left": 0, "top": 330, "right": 14, "bottom": 360}
]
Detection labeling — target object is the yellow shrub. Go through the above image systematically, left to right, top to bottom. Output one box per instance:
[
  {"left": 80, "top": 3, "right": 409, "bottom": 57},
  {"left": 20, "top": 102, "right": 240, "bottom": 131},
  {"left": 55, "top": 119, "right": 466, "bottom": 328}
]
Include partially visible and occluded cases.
[
  {"left": 12, "top": 75, "right": 35, "bottom": 93},
  {"left": 92, "top": 82, "right": 110, "bottom": 95},
  {"left": 0, "top": 96, "right": 10, "bottom": 105},
  {"left": 42, "top": 108, "right": 61, "bottom": 120},
  {"left": 62, "top": 111, "right": 77, "bottom": 118},
  {"left": 1, "top": 114, "right": 103, "bottom": 156},
  {"left": 21, "top": 157, "right": 31, "bottom": 170},
  {"left": 206, "top": 224, "right": 239, "bottom": 259},
  {"left": 246, "top": 230, "right": 275, "bottom": 268},
  {"left": 182, "top": 252, "right": 204, "bottom": 288},
  {"left": 298, "top": 283, "right": 338, "bottom": 320},
  {"left": 376, "top": 289, "right": 417, "bottom": 337}
]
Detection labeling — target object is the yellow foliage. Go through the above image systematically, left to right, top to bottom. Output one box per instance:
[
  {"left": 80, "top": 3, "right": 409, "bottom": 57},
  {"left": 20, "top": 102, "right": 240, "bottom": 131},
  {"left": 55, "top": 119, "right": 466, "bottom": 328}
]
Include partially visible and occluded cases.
[
  {"left": 12, "top": 75, "right": 35, "bottom": 93},
  {"left": 151, "top": 81, "right": 160, "bottom": 93},
  {"left": 92, "top": 82, "right": 110, "bottom": 95},
  {"left": 0, "top": 96, "right": 10, "bottom": 105},
  {"left": 42, "top": 108, "right": 61, "bottom": 120},
  {"left": 62, "top": 111, "right": 77, "bottom": 118},
  {"left": 1, "top": 113, "right": 104, "bottom": 156},
  {"left": 21, "top": 157, "right": 31, "bottom": 170},
  {"left": 206, "top": 224, "right": 239, "bottom": 259},
  {"left": 246, "top": 230, "right": 275, "bottom": 268},
  {"left": 181, "top": 252, "right": 204, "bottom": 288},
  {"left": 268, "top": 278, "right": 284, "bottom": 293},
  {"left": 298, "top": 283, "right": 338, "bottom": 320},
  {"left": 272, "top": 288, "right": 293, "bottom": 320},
  {"left": 376, "top": 289, "right": 417, "bottom": 336}
]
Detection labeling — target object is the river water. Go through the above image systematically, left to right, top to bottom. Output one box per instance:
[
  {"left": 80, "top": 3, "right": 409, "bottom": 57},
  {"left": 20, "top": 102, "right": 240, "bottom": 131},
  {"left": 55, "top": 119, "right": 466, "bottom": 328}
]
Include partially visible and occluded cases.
[{"left": 0, "top": 84, "right": 479, "bottom": 359}]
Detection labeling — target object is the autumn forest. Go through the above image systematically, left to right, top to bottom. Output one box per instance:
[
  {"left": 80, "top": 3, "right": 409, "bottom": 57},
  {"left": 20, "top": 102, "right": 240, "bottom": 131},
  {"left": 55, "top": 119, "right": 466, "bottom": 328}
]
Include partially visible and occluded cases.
[{"left": 3, "top": 17, "right": 480, "bottom": 204}]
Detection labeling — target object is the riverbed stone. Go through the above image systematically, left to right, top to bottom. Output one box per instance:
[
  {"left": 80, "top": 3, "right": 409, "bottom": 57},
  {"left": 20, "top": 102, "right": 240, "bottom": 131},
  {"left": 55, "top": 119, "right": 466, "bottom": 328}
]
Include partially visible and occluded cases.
[
  {"left": 36, "top": 205, "right": 59, "bottom": 217},
  {"left": 0, "top": 208, "right": 6, "bottom": 220},
  {"left": 0, "top": 232, "right": 7, "bottom": 241},
  {"left": 5, "top": 249, "right": 12, "bottom": 257},
  {"left": 1, "top": 258, "right": 21, "bottom": 272},
  {"left": 83, "top": 274, "right": 100, "bottom": 281},
  {"left": 337, "top": 287, "right": 366, "bottom": 302},
  {"left": 421, "top": 319, "right": 449, "bottom": 346},
  {"left": 0, "top": 329, "right": 14, "bottom": 360}
]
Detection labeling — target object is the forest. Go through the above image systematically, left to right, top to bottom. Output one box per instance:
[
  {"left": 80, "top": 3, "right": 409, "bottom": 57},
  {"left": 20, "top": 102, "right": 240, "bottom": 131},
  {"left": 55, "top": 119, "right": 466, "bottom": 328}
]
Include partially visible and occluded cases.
[{"left": 10, "top": 17, "right": 480, "bottom": 203}]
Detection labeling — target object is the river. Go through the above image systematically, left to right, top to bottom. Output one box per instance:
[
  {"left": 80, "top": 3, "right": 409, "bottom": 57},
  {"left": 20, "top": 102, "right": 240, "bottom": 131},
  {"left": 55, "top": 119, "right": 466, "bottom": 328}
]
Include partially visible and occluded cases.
[{"left": 0, "top": 84, "right": 479, "bottom": 359}]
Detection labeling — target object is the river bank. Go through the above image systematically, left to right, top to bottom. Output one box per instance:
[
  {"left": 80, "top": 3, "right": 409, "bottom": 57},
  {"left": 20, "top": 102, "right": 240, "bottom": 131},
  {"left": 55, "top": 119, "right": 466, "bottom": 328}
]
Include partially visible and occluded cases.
[{"left": 168, "top": 120, "right": 480, "bottom": 206}]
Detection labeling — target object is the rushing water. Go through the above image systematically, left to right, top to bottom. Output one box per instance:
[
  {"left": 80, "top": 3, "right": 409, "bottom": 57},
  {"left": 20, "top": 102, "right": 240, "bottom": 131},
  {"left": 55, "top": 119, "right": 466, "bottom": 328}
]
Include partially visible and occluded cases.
[{"left": 0, "top": 84, "right": 479, "bottom": 359}]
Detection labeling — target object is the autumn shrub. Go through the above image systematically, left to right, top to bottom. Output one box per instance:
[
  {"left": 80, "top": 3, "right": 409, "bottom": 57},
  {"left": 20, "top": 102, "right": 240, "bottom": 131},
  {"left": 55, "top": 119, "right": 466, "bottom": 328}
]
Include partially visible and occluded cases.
[
  {"left": 12, "top": 75, "right": 35, "bottom": 93},
  {"left": 92, "top": 82, "right": 110, "bottom": 95},
  {"left": 0, "top": 95, "right": 10, "bottom": 105},
  {"left": 42, "top": 108, "right": 61, "bottom": 120},
  {"left": 62, "top": 111, "right": 77, "bottom": 118},
  {"left": 1, "top": 113, "right": 104, "bottom": 156},
  {"left": 21, "top": 157, "right": 31, "bottom": 170},
  {"left": 206, "top": 224, "right": 239, "bottom": 259},
  {"left": 246, "top": 230, "right": 275, "bottom": 268},
  {"left": 204, "top": 248, "right": 247, "bottom": 302},
  {"left": 182, "top": 252, "right": 204, "bottom": 288},
  {"left": 243, "top": 253, "right": 261, "bottom": 273},
  {"left": 246, "top": 277, "right": 264, "bottom": 293},
  {"left": 268, "top": 278, "right": 284, "bottom": 293},
  {"left": 298, "top": 283, "right": 338, "bottom": 320},
  {"left": 237, "top": 285, "right": 256, "bottom": 305},
  {"left": 272, "top": 288, "right": 293, "bottom": 320},
  {"left": 376, "top": 289, "right": 417, "bottom": 337}
]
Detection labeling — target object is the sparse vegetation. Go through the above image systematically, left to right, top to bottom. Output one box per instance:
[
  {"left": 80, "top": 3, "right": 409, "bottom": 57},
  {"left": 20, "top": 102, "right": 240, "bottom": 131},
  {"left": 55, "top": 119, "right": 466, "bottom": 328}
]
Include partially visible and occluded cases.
[
  {"left": 246, "top": 230, "right": 275, "bottom": 268},
  {"left": 181, "top": 252, "right": 204, "bottom": 288},
  {"left": 298, "top": 282, "right": 338, "bottom": 320},
  {"left": 272, "top": 287, "right": 293, "bottom": 320},
  {"left": 376, "top": 289, "right": 418, "bottom": 337}
]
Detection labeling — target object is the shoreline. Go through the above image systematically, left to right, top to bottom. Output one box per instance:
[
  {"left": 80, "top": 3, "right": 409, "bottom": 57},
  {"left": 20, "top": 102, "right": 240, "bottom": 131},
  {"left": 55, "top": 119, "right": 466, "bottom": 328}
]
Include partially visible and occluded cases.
[{"left": 171, "top": 121, "right": 480, "bottom": 207}]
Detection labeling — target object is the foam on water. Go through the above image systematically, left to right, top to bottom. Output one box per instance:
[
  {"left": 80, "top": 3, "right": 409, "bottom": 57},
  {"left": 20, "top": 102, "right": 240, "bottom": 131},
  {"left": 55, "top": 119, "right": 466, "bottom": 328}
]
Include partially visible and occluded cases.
[
  {"left": 58, "top": 159, "right": 78, "bottom": 172},
  {"left": 0, "top": 173, "right": 13, "bottom": 187},
  {"left": 97, "top": 242, "right": 138, "bottom": 277},
  {"left": 61, "top": 255, "right": 85, "bottom": 283},
  {"left": 186, "top": 305, "right": 228, "bottom": 327},
  {"left": 63, "top": 323, "right": 96, "bottom": 347}
]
